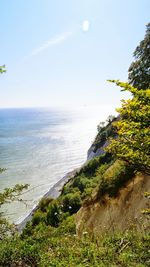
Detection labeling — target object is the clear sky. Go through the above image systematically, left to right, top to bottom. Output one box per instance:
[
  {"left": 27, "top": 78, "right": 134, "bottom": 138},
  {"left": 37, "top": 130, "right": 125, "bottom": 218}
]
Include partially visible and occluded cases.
[{"left": 0, "top": 0, "right": 149, "bottom": 108}]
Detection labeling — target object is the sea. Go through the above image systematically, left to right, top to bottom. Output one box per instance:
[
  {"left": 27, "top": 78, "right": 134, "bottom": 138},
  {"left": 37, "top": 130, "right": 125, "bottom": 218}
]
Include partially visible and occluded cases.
[{"left": 0, "top": 105, "right": 115, "bottom": 223}]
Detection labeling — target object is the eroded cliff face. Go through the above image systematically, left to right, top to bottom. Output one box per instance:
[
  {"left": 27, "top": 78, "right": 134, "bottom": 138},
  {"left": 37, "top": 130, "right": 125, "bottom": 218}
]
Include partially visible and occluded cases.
[{"left": 75, "top": 173, "right": 150, "bottom": 236}]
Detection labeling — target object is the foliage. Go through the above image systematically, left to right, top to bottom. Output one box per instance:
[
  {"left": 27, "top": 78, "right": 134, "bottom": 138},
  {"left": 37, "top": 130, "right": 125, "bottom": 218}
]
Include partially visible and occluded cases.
[
  {"left": 128, "top": 23, "right": 150, "bottom": 89},
  {"left": 0, "top": 62, "right": 29, "bottom": 237},
  {"left": 0, "top": 65, "right": 6, "bottom": 74},
  {"left": 107, "top": 80, "right": 150, "bottom": 174},
  {"left": 97, "top": 115, "right": 115, "bottom": 132},
  {"left": 95, "top": 117, "right": 117, "bottom": 151},
  {"left": 22, "top": 154, "right": 112, "bottom": 231},
  {"left": 62, "top": 154, "right": 112, "bottom": 201},
  {"left": 98, "top": 160, "right": 135, "bottom": 198},
  {"left": 0, "top": 168, "right": 6, "bottom": 173},
  {"left": 0, "top": 184, "right": 29, "bottom": 239},
  {"left": 0, "top": 184, "right": 29, "bottom": 206},
  {"left": 61, "top": 192, "right": 81, "bottom": 214},
  {"left": 38, "top": 197, "right": 53, "bottom": 212},
  {"left": 46, "top": 200, "right": 60, "bottom": 227},
  {"left": 32, "top": 210, "right": 46, "bottom": 226},
  {"left": 0, "top": 226, "right": 149, "bottom": 266}
]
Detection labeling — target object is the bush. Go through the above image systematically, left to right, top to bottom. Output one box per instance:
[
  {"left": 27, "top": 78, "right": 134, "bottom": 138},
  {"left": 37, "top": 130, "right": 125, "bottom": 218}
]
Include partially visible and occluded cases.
[
  {"left": 61, "top": 155, "right": 112, "bottom": 207},
  {"left": 81, "top": 157, "right": 101, "bottom": 176},
  {"left": 98, "top": 160, "right": 135, "bottom": 197},
  {"left": 72, "top": 175, "right": 88, "bottom": 193},
  {"left": 61, "top": 192, "right": 81, "bottom": 214},
  {"left": 39, "top": 197, "right": 53, "bottom": 212},
  {"left": 46, "top": 201, "right": 60, "bottom": 227},
  {"left": 32, "top": 210, "right": 45, "bottom": 226},
  {"left": 55, "top": 215, "right": 76, "bottom": 235},
  {"left": 22, "top": 221, "right": 33, "bottom": 237},
  {"left": 0, "top": 230, "right": 149, "bottom": 267},
  {"left": 0, "top": 236, "right": 40, "bottom": 267}
]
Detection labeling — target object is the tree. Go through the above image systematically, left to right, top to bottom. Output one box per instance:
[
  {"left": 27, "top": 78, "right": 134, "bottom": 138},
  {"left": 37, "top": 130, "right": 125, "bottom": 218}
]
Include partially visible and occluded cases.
[
  {"left": 128, "top": 23, "right": 150, "bottom": 90},
  {"left": 0, "top": 65, "right": 6, "bottom": 74},
  {"left": 0, "top": 66, "right": 29, "bottom": 238},
  {"left": 107, "top": 80, "right": 150, "bottom": 174},
  {"left": 106, "top": 115, "right": 115, "bottom": 124},
  {"left": 97, "top": 121, "right": 105, "bottom": 132},
  {"left": 0, "top": 184, "right": 29, "bottom": 239}
]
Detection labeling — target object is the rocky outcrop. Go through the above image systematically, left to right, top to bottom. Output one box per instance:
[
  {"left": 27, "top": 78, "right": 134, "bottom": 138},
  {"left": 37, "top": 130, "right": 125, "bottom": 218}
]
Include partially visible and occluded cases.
[
  {"left": 87, "top": 117, "right": 118, "bottom": 160},
  {"left": 87, "top": 140, "right": 109, "bottom": 160}
]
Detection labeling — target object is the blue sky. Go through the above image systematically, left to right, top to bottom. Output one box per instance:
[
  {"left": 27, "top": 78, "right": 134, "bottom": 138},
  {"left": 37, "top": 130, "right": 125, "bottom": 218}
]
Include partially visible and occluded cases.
[{"left": 0, "top": 0, "right": 149, "bottom": 108}]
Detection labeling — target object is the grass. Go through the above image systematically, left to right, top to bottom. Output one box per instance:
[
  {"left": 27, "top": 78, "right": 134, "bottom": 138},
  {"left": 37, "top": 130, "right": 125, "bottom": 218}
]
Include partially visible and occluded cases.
[{"left": 0, "top": 216, "right": 149, "bottom": 266}]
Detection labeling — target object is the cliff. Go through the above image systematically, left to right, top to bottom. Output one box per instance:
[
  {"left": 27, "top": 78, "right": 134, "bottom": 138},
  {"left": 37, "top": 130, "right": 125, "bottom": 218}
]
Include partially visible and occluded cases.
[
  {"left": 87, "top": 116, "right": 118, "bottom": 160},
  {"left": 75, "top": 117, "right": 150, "bottom": 236},
  {"left": 76, "top": 172, "right": 150, "bottom": 236}
]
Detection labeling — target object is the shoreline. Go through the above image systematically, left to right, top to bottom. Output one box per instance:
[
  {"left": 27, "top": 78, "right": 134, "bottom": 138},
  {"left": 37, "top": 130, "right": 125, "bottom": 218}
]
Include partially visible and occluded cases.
[
  {"left": 16, "top": 145, "right": 99, "bottom": 231},
  {"left": 17, "top": 167, "right": 80, "bottom": 231}
]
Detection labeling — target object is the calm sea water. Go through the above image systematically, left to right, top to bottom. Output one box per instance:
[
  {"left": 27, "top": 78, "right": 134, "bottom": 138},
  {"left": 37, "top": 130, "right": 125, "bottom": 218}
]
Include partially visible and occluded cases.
[{"left": 0, "top": 106, "right": 114, "bottom": 223}]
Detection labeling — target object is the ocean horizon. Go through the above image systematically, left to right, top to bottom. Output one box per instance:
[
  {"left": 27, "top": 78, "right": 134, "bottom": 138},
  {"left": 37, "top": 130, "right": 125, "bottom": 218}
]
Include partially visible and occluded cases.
[{"left": 0, "top": 105, "right": 115, "bottom": 223}]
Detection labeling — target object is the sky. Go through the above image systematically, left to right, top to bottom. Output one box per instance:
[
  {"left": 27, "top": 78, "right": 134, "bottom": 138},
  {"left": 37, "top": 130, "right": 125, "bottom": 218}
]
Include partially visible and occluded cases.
[{"left": 0, "top": 0, "right": 149, "bottom": 109}]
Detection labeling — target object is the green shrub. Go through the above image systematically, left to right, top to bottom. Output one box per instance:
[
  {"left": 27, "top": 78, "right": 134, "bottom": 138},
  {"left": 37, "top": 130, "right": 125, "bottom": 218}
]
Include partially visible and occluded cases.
[
  {"left": 94, "top": 118, "right": 117, "bottom": 151},
  {"left": 82, "top": 157, "right": 101, "bottom": 176},
  {"left": 98, "top": 160, "right": 135, "bottom": 197},
  {"left": 95, "top": 162, "right": 111, "bottom": 176},
  {"left": 72, "top": 175, "right": 88, "bottom": 193},
  {"left": 61, "top": 183, "right": 80, "bottom": 195},
  {"left": 82, "top": 187, "right": 94, "bottom": 199},
  {"left": 61, "top": 192, "right": 81, "bottom": 214},
  {"left": 39, "top": 197, "right": 53, "bottom": 212},
  {"left": 46, "top": 200, "right": 60, "bottom": 227},
  {"left": 32, "top": 210, "right": 45, "bottom": 226},
  {"left": 55, "top": 215, "right": 76, "bottom": 235},
  {"left": 22, "top": 221, "right": 33, "bottom": 237},
  {"left": 0, "top": 224, "right": 149, "bottom": 266},
  {"left": 0, "top": 236, "right": 40, "bottom": 267}
]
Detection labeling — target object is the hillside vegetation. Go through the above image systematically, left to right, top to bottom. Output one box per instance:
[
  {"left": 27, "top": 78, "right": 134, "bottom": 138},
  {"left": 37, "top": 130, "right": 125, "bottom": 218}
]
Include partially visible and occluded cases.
[{"left": 0, "top": 24, "right": 150, "bottom": 266}]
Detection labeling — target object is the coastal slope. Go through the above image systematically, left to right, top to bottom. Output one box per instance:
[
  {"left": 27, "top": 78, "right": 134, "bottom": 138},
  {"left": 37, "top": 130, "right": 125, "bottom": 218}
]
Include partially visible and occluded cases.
[{"left": 76, "top": 172, "right": 150, "bottom": 236}]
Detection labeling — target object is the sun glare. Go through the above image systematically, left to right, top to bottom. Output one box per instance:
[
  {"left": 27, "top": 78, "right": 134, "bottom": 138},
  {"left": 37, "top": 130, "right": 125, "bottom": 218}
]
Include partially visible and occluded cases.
[{"left": 82, "top": 20, "right": 90, "bottom": 32}]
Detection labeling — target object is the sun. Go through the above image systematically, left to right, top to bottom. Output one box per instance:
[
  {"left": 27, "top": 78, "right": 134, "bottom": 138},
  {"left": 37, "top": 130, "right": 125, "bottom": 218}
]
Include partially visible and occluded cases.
[{"left": 82, "top": 20, "right": 90, "bottom": 32}]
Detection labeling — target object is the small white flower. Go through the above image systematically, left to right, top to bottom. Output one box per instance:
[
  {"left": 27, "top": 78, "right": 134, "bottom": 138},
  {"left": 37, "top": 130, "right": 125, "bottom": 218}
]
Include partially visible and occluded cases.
[{"left": 83, "top": 231, "right": 88, "bottom": 235}]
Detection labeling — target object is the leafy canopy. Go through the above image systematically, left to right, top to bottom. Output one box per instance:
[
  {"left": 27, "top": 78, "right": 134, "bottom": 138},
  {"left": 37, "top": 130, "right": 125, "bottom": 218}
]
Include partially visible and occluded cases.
[
  {"left": 128, "top": 23, "right": 150, "bottom": 89},
  {"left": 0, "top": 65, "right": 6, "bottom": 74},
  {"left": 107, "top": 80, "right": 150, "bottom": 174},
  {"left": 0, "top": 183, "right": 29, "bottom": 239},
  {"left": 0, "top": 184, "right": 29, "bottom": 206}
]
